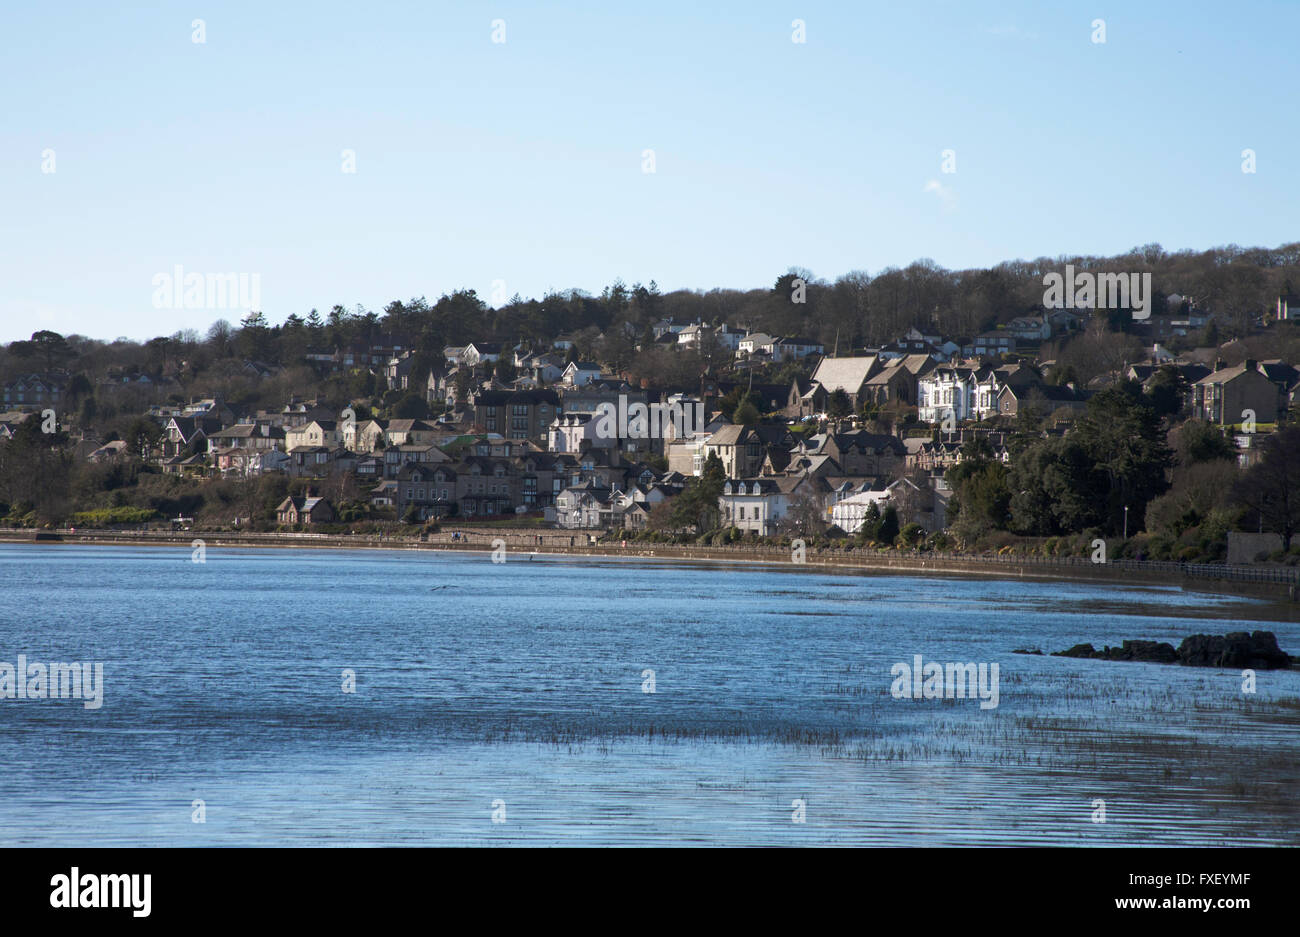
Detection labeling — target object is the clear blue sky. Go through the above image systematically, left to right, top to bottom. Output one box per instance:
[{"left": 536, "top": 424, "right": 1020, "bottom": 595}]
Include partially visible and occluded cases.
[{"left": 1, "top": 0, "right": 1295, "bottom": 343}]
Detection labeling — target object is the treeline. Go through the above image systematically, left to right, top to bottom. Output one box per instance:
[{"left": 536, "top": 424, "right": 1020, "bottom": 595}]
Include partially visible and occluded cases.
[{"left": 6, "top": 241, "right": 1300, "bottom": 396}]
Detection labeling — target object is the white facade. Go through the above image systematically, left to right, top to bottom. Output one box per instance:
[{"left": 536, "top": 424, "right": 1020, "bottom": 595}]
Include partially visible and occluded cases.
[
  {"left": 918, "top": 369, "right": 976, "bottom": 423},
  {"left": 830, "top": 489, "right": 895, "bottom": 534}
]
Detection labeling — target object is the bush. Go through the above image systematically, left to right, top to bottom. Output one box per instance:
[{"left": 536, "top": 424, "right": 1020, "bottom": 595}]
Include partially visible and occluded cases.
[
  {"left": 71, "top": 506, "right": 158, "bottom": 526},
  {"left": 898, "top": 523, "right": 926, "bottom": 547}
]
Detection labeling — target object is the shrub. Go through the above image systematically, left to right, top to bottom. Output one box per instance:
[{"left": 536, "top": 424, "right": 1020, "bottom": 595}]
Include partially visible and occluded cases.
[{"left": 71, "top": 506, "right": 158, "bottom": 526}]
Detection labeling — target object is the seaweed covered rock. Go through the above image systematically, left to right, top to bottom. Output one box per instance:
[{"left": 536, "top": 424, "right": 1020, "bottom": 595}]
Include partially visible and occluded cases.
[
  {"left": 1050, "top": 631, "right": 1294, "bottom": 669},
  {"left": 1176, "top": 631, "right": 1292, "bottom": 670}
]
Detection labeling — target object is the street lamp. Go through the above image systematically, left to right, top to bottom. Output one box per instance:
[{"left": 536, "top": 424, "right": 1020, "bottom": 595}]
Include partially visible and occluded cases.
[{"left": 1123, "top": 505, "right": 1129, "bottom": 540}]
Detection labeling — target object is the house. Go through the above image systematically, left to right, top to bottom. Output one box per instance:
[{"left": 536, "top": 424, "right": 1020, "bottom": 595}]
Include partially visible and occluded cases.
[
  {"left": 1005, "top": 315, "right": 1051, "bottom": 342},
  {"left": 651, "top": 318, "right": 687, "bottom": 339},
  {"left": 964, "top": 332, "right": 1016, "bottom": 357},
  {"left": 737, "top": 333, "right": 775, "bottom": 357},
  {"left": 768, "top": 336, "right": 825, "bottom": 361},
  {"left": 879, "top": 338, "right": 940, "bottom": 360},
  {"left": 461, "top": 342, "right": 502, "bottom": 366},
  {"left": 385, "top": 350, "right": 418, "bottom": 390},
  {"left": 519, "top": 352, "right": 565, "bottom": 384},
  {"left": 861, "top": 354, "right": 934, "bottom": 407},
  {"left": 805, "top": 357, "right": 881, "bottom": 413},
  {"left": 1191, "top": 360, "right": 1279, "bottom": 426},
  {"left": 1258, "top": 360, "right": 1300, "bottom": 417},
  {"left": 561, "top": 361, "right": 603, "bottom": 387},
  {"left": 970, "top": 363, "right": 1041, "bottom": 420},
  {"left": 918, "top": 366, "right": 978, "bottom": 423},
  {"left": 2, "top": 374, "right": 67, "bottom": 408},
  {"left": 994, "top": 383, "right": 1091, "bottom": 419},
  {"left": 471, "top": 389, "right": 560, "bottom": 441},
  {"left": 182, "top": 398, "right": 236, "bottom": 426},
  {"left": 548, "top": 413, "right": 603, "bottom": 453},
  {"left": 160, "top": 416, "right": 223, "bottom": 459},
  {"left": 343, "top": 418, "right": 388, "bottom": 453},
  {"left": 383, "top": 419, "right": 443, "bottom": 447},
  {"left": 284, "top": 420, "right": 341, "bottom": 450},
  {"left": 207, "top": 422, "right": 285, "bottom": 454},
  {"left": 703, "top": 425, "right": 790, "bottom": 478},
  {"left": 806, "top": 431, "right": 906, "bottom": 477},
  {"left": 87, "top": 440, "right": 128, "bottom": 463},
  {"left": 382, "top": 442, "right": 450, "bottom": 479},
  {"left": 287, "top": 446, "right": 355, "bottom": 478},
  {"left": 396, "top": 464, "right": 458, "bottom": 521},
  {"left": 717, "top": 476, "right": 826, "bottom": 535},
  {"left": 830, "top": 478, "right": 937, "bottom": 534},
  {"left": 554, "top": 479, "right": 619, "bottom": 528},
  {"left": 276, "top": 495, "right": 337, "bottom": 525}
]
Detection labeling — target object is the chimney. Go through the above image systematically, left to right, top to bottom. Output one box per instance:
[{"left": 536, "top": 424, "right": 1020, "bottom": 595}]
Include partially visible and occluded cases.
[
  {"left": 1214, "top": 358, "right": 1225, "bottom": 372},
  {"left": 1245, "top": 358, "right": 1257, "bottom": 372}
]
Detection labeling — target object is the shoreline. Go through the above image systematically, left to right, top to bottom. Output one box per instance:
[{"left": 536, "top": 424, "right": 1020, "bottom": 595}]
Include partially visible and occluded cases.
[{"left": 5, "top": 527, "right": 1299, "bottom": 608}]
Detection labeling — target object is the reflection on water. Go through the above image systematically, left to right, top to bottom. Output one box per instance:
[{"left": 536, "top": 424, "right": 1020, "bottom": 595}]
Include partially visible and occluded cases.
[{"left": 0, "top": 544, "right": 1296, "bottom": 846}]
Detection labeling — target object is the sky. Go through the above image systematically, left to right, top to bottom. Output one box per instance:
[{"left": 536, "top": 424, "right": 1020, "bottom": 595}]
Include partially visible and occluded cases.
[{"left": 1, "top": 0, "right": 1296, "bottom": 343}]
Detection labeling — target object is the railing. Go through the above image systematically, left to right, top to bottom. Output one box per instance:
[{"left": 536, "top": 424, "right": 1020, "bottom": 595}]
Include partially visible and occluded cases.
[{"left": 3, "top": 526, "right": 1295, "bottom": 588}]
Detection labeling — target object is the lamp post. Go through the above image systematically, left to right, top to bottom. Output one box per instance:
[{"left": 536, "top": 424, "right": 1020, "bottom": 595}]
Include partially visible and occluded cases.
[{"left": 1123, "top": 505, "right": 1129, "bottom": 540}]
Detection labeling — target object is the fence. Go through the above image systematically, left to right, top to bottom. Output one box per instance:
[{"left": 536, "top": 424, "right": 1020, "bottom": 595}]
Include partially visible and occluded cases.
[{"left": 3, "top": 526, "right": 1296, "bottom": 589}]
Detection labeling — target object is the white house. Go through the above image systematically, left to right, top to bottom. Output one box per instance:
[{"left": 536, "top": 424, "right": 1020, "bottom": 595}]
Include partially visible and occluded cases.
[
  {"left": 769, "top": 336, "right": 825, "bottom": 361},
  {"left": 460, "top": 342, "right": 502, "bottom": 366},
  {"left": 561, "top": 361, "right": 603, "bottom": 386},
  {"left": 918, "top": 367, "right": 977, "bottom": 423},
  {"left": 547, "top": 413, "right": 611, "bottom": 452},
  {"left": 717, "top": 476, "right": 820, "bottom": 535},
  {"left": 830, "top": 478, "right": 929, "bottom": 534}
]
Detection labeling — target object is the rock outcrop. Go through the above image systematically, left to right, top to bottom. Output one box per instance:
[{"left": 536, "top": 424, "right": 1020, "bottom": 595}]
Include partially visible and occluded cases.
[
  {"left": 1050, "top": 631, "right": 1294, "bottom": 669},
  {"left": 1176, "top": 631, "right": 1292, "bottom": 669},
  {"left": 1051, "top": 640, "right": 1179, "bottom": 664}
]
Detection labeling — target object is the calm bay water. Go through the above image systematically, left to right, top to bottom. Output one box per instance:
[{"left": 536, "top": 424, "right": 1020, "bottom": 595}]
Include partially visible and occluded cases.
[{"left": 0, "top": 542, "right": 1297, "bottom": 846}]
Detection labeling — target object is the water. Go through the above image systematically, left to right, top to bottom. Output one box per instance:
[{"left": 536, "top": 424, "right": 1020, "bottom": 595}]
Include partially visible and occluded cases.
[{"left": 1, "top": 543, "right": 1297, "bottom": 846}]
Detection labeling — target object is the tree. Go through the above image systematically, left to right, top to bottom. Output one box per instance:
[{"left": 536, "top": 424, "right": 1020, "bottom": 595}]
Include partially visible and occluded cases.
[
  {"left": 10, "top": 330, "right": 74, "bottom": 371},
  {"left": 1144, "top": 366, "right": 1187, "bottom": 420},
  {"left": 1070, "top": 382, "right": 1172, "bottom": 534},
  {"left": 826, "top": 389, "right": 852, "bottom": 419},
  {"left": 392, "top": 394, "right": 430, "bottom": 420},
  {"left": 733, "top": 400, "right": 760, "bottom": 427},
  {"left": 1172, "top": 420, "right": 1236, "bottom": 466},
  {"left": 1232, "top": 427, "right": 1300, "bottom": 550},
  {"left": 671, "top": 453, "right": 724, "bottom": 531},
  {"left": 1146, "top": 460, "right": 1238, "bottom": 536},
  {"left": 951, "top": 461, "right": 1012, "bottom": 543},
  {"left": 779, "top": 485, "right": 828, "bottom": 537},
  {"left": 857, "top": 501, "right": 882, "bottom": 541},
  {"left": 877, "top": 505, "right": 900, "bottom": 545}
]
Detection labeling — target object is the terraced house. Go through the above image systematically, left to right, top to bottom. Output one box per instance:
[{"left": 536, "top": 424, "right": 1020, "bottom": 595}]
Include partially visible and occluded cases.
[
  {"left": 1191, "top": 359, "right": 1279, "bottom": 425},
  {"left": 2, "top": 373, "right": 66, "bottom": 408},
  {"left": 471, "top": 389, "right": 559, "bottom": 441}
]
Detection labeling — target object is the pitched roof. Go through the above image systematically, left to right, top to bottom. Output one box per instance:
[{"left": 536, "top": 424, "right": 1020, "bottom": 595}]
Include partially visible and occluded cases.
[{"left": 810, "top": 357, "right": 878, "bottom": 394}]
